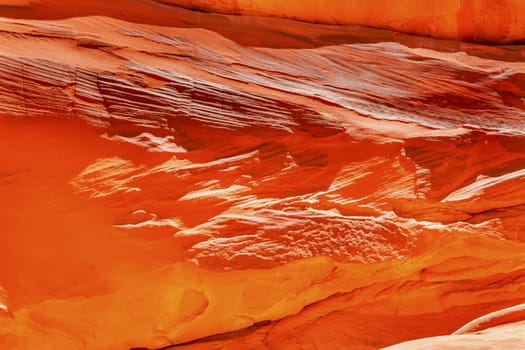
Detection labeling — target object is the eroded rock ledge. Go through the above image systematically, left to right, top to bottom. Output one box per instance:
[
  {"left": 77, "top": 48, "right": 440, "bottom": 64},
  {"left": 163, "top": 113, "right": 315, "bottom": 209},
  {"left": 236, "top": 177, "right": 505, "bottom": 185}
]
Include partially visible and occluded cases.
[{"left": 0, "top": 3, "right": 525, "bottom": 350}]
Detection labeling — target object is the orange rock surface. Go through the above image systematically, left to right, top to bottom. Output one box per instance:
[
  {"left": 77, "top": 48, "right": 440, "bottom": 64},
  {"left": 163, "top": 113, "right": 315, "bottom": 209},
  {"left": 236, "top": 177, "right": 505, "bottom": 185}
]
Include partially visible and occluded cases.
[
  {"left": 164, "top": 0, "right": 525, "bottom": 43},
  {"left": 1, "top": 1, "right": 525, "bottom": 350}
]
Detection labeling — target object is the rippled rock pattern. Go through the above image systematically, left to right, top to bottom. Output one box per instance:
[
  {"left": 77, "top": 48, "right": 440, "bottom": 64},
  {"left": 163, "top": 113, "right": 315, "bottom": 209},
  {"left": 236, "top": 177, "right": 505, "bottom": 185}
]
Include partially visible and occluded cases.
[{"left": 1, "top": 1, "right": 525, "bottom": 349}]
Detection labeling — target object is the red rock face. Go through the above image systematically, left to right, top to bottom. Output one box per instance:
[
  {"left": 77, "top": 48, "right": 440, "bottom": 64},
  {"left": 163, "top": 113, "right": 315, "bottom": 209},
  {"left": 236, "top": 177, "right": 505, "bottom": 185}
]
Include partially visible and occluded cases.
[
  {"left": 162, "top": 0, "right": 525, "bottom": 43},
  {"left": 1, "top": 1, "right": 525, "bottom": 350}
]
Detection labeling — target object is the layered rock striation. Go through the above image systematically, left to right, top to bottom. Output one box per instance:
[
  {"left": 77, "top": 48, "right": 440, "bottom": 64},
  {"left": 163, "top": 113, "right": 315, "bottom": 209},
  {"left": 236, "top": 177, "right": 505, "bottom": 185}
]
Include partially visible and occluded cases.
[{"left": 0, "top": 2, "right": 525, "bottom": 349}]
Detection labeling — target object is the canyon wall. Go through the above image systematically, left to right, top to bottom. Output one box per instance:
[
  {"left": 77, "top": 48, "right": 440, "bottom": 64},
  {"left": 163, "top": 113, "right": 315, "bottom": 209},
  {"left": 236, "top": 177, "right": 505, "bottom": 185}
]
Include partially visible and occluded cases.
[{"left": 1, "top": 1, "right": 525, "bottom": 349}]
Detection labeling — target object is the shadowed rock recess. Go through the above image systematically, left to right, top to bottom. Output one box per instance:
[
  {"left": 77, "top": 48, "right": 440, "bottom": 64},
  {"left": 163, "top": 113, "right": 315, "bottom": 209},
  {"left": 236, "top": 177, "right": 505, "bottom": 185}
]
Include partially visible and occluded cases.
[{"left": 1, "top": 1, "right": 525, "bottom": 349}]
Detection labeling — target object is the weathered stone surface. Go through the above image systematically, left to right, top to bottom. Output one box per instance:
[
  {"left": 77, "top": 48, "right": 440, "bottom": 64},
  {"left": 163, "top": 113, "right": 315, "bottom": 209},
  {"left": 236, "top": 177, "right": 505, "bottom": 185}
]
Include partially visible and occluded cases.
[{"left": 1, "top": 2, "right": 525, "bottom": 350}]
